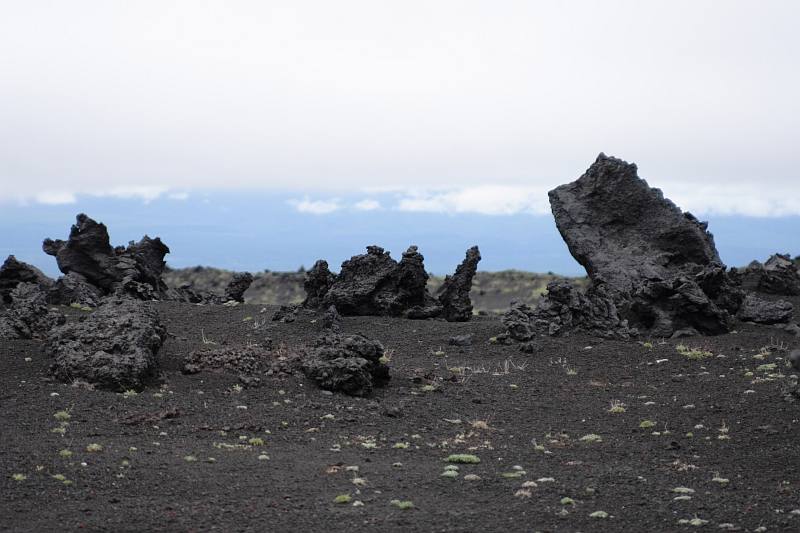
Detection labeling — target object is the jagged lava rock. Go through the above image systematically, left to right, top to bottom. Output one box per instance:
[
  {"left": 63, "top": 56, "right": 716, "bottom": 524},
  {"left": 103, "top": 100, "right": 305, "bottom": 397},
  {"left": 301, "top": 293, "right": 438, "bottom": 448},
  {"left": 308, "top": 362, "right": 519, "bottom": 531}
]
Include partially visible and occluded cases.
[
  {"left": 547, "top": 153, "right": 745, "bottom": 336},
  {"left": 43, "top": 214, "right": 170, "bottom": 300},
  {"left": 321, "top": 246, "right": 433, "bottom": 316},
  {"left": 436, "top": 246, "right": 480, "bottom": 322},
  {"left": 730, "top": 254, "right": 800, "bottom": 296},
  {"left": 0, "top": 255, "right": 53, "bottom": 304},
  {"left": 303, "top": 260, "right": 335, "bottom": 308},
  {"left": 224, "top": 272, "right": 254, "bottom": 303},
  {"left": 0, "top": 283, "right": 65, "bottom": 340},
  {"left": 736, "top": 293, "right": 793, "bottom": 324},
  {"left": 47, "top": 299, "right": 165, "bottom": 390},
  {"left": 301, "top": 333, "right": 390, "bottom": 396}
]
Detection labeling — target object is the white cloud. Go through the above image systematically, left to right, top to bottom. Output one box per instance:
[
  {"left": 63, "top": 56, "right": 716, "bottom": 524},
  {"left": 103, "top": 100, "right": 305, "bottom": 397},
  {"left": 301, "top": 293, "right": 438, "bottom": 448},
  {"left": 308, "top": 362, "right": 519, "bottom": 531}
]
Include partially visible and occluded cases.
[
  {"left": 664, "top": 182, "right": 800, "bottom": 218},
  {"left": 91, "top": 186, "right": 168, "bottom": 203},
  {"left": 396, "top": 186, "right": 551, "bottom": 215},
  {"left": 35, "top": 190, "right": 77, "bottom": 205},
  {"left": 168, "top": 192, "right": 190, "bottom": 200},
  {"left": 288, "top": 197, "right": 342, "bottom": 215},
  {"left": 354, "top": 199, "right": 381, "bottom": 211}
]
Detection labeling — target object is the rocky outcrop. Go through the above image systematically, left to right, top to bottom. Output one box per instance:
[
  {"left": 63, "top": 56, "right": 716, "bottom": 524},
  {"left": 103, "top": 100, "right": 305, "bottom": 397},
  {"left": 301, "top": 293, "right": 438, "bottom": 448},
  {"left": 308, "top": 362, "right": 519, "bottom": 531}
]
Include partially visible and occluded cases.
[
  {"left": 506, "top": 154, "right": 792, "bottom": 340},
  {"left": 43, "top": 214, "right": 170, "bottom": 302},
  {"left": 304, "top": 245, "right": 480, "bottom": 322},
  {"left": 436, "top": 246, "right": 481, "bottom": 322},
  {"left": 730, "top": 254, "right": 800, "bottom": 296},
  {"left": 0, "top": 255, "right": 53, "bottom": 304},
  {"left": 303, "top": 260, "right": 335, "bottom": 308},
  {"left": 47, "top": 272, "right": 104, "bottom": 308},
  {"left": 224, "top": 272, "right": 254, "bottom": 303},
  {"left": 504, "top": 281, "right": 634, "bottom": 339},
  {"left": 0, "top": 283, "right": 65, "bottom": 340},
  {"left": 47, "top": 299, "right": 165, "bottom": 390},
  {"left": 301, "top": 333, "right": 390, "bottom": 396},
  {"left": 183, "top": 345, "right": 271, "bottom": 386}
]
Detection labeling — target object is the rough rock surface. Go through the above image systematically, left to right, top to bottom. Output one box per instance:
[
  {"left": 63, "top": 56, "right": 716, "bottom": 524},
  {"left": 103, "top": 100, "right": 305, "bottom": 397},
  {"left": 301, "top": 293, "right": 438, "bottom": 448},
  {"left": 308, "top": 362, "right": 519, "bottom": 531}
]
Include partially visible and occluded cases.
[
  {"left": 531, "top": 153, "right": 793, "bottom": 337},
  {"left": 43, "top": 214, "right": 170, "bottom": 301},
  {"left": 304, "top": 245, "right": 479, "bottom": 321},
  {"left": 321, "top": 246, "right": 432, "bottom": 316},
  {"left": 436, "top": 246, "right": 481, "bottom": 322},
  {"left": 730, "top": 254, "right": 800, "bottom": 296},
  {"left": 0, "top": 255, "right": 53, "bottom": 304},
  {"left": 303, "top": 260, "right": 335, "bottom": 308},
  {"left": 46, "top": 272, "right": 104, "bottom": 308},
  {"left": 224, "top": 272, "right": 254, "bottom": 303},
  {"left": 501, "top": 281, "right": 633, "bottom": 340},
  {"left": 0, "top": 283, "right": 65, "bottom": 340},
  {"left": 736, "top": 294, "right": 793, "bottom": 325},
  {"left": 47, "top": 299, "right": 165, "bottom": 390},
  {"left": 322, "top": 305, "right": 342, "bottom": 331},
  {"left": 301, "top": 333, "right": 390, "bottom": 396},
  {"left": 183, "top": 345, "right": 271, "bottom": 386}
]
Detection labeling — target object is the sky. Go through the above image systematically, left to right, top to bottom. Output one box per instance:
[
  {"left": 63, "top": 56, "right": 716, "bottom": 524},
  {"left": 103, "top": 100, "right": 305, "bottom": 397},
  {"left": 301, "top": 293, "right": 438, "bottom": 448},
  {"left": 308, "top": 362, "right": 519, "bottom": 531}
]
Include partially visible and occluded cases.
[{"left": 0, "top": 1, "right": 798, "bottom": 274}]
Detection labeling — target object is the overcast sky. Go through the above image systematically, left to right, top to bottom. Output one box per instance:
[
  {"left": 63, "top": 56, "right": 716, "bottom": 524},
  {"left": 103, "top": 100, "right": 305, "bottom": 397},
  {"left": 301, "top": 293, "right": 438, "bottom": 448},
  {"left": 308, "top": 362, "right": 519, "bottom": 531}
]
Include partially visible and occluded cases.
[{"left": 1, "top": 1, "right": 798, "bottom": 216}]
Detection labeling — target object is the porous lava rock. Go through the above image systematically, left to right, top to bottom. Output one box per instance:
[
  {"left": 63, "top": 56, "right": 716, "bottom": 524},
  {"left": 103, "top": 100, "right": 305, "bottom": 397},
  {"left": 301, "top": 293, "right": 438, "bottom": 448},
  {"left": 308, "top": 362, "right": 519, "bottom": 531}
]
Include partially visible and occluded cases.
[
  {"left": 526, "top": 153, "right": 793, "bottom": 338},
  {"left": 43, "top": 214, "right": 170, "bottom": 301},
  {"left": 304, "top": 245, "right": 479, "bottom": 321},
  {"left": 436, "top": 246, "right": 481, "bottom": 322},
  {"left": 730, "top": 254, "right": 800, "bottom": 296},
  {"left": 0, "top": 255, "right": 53, "bottom": 304},
  {"left": 303, "top": 260, "right": 335, "bottom": 308},
  {"left": 47, "top": 272, "right": 104, "bottom": 308},
  {"left": 224, "top": 272, "right": 254, "bottom": 303},
  {"left": 501, "top": 281, "right": 633, "bottom": 340},
  {"left": 0, "top": 283, "right": 65, "bottom": 340},
  {"left": 736, "top": 293, "right": 794, "bottom": 325},
  {"left": 47, "top": 299, "right": 165, "bottom": 390},
  {"left": 301, "top": 333, "right": 390, "bottom": 396},
  {"left": 183, "top": 345, "right": 271, "bottom": 386}
]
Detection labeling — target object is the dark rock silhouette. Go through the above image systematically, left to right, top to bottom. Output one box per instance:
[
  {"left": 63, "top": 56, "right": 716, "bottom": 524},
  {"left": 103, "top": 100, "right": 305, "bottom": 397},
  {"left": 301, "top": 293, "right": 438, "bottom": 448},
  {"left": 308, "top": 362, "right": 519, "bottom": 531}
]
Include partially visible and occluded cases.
[
  {"left": 505, "top": 154, "right": 793, "bottom": 340},
  {"left": 43, "top": 214, "right": 170, "bottom": 301},
  {"left": 304, "top": 245, "right": 479, "bottom": 321},
  {"left": 436, "top": 246, "right": 481, "bottom": 322},
  {"left": 730, "top": 254, "right": 800, "bottom": 296},
  {"left": 0, "top": 255, "right": 53, "bottom": 304},
  {"left": 303, "top": 260, "right": 335, "bottom": 308},
  {"left": 47, "top": 272, "right": 104, "bottom": 308},
  {"left": 224, "top": 272, "right": 254, "bottom": 303},
  {"left": 502, "top": 281, "right": 633, "bottom": 340},
  {"left": 0, "top": 283, "right": 65, "bottom": 340},
  {"left": 736, "top": 293, "right": 794, "bottom": 324},
  {"left": 47, "top": 299, "right": 165, "bottom": 390},
  {"left": 301, "top": 332, "right": 390, "bottom": 396}
]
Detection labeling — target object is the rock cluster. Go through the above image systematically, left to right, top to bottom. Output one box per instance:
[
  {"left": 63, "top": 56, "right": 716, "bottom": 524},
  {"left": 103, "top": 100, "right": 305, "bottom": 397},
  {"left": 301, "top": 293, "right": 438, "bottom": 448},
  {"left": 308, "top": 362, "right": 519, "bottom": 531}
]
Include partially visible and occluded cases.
[
  {"left": 503, "top": 154, "right": 793, "bottom": 340},
  {"left": 43, "top": 214, "right": 171, "bottom": 302},
  {"left": 303, "top": 245, "right": 480, "bottom": 322},
  {"left": 730, "top": 254, "right": 800, "bottom": 296},
  {"left": 0, "top": 255, "right": 53, "bottom": 304},
  {"left": 0, "top": 283, "right": 65, "bottom": 340},
  {"left": 47, "top": 299, "right": 165, "bottom": 390},
  {"left": 301, "top": 333, "right": 390, "bottom": 396}
]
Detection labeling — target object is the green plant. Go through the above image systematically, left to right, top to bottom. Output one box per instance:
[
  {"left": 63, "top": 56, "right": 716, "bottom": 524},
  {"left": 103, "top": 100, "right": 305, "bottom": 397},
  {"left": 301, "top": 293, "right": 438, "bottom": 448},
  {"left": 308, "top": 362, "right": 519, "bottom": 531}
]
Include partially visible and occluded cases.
[
  {"left": 639, "top": 420, "right": 656, "bottom": 429},
  {"left": 445, "top": 454, "right": 480, "bottom": 464},
  {"left": 333, "top": 494, "right": 351, "bottom": 504},
  {"left": 390, "top": 499, "right": 414, "bottom": 510}
]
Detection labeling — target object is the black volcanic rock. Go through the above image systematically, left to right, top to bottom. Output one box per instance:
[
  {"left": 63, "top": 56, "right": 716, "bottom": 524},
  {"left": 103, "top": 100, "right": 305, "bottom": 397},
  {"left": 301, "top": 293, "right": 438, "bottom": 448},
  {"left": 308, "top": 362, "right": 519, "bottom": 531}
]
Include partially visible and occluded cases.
[
  {"left": 43, "top": 214, "right": 170, "bottom": 301},
  {"left": 304, "top": 245, "right": 479, "bottom": 321},
  {"left": 320, "top": 245, "right": 435, "bottom": 316},
  {"left": 437, "top": 246, "right": 481, "bottom": 322},
  {"left": 730, "top": 254, "right": 800, "bottom": 296},
  {"left": 0, "top": 255, "right": 53, "bottom": 304},
  {"left": 303, "top": 260, "right": 335, "bottom": 308},
  {"left": 47, "top": 272, "right": 104, "bottom": 308},
  {"left": 224, "top": 272, "right": 254, "bottom": 303},
  {"left": 501, "top": 281, "right": 633, "bottom": 340},
  {"left": 0, "top": 283, "right": 65, "bottom": 340},
  {"left": 736, "top": 293, "right": 793, "bottom": 324},
  {"left": 47, "top": 298, "right": 165, "bottom": 390},
  {"left": 301, "top": 332, "right": 390, "bottom": 396}
]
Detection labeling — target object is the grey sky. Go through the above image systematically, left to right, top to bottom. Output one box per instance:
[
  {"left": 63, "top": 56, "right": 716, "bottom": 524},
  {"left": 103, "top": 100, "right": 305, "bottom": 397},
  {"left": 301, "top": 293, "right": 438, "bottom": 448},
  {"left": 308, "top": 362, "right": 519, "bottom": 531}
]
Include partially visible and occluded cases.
[{"left": 1, "top": 1, "right": 798, "bottom": 215}]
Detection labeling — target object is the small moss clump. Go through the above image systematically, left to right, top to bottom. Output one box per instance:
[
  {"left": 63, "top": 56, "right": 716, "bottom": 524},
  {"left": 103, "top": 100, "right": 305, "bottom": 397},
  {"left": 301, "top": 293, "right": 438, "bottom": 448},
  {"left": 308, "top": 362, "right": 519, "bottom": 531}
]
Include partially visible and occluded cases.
[
  {"left": 53, "top": 411, "right": 71, "bottom": 422},
  {"left": 639, "top": 420, "right": 656, "bottom": 429},
  {"left": 85, "top": 443, "right": 103, "bottom": 453},
  {"left": 333, "top": 494, "right": 352, "bottom": 504},
  {"left": 390, "top": 499, "right": 414, "bottom": 510}
]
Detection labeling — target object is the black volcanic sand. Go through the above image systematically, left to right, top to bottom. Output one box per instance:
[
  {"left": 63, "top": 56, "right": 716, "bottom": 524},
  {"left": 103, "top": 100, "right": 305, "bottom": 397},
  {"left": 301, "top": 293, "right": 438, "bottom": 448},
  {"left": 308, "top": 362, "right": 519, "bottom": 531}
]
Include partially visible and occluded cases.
[{"left": 2, "top": 300, "right": 800, "bottom": 532}]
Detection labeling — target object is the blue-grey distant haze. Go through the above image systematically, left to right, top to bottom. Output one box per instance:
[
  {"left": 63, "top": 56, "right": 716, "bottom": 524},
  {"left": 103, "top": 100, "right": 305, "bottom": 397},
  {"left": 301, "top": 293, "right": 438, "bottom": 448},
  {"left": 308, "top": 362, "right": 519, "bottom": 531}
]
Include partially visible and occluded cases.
[{"left": 0, "top": 1, "right": 798, "bottom": 272}]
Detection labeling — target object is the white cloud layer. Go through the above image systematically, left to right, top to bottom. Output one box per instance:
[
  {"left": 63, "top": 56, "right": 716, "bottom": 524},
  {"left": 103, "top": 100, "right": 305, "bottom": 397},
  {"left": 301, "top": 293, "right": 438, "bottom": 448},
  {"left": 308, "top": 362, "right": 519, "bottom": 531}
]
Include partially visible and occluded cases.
[
  {"left": 1, "top": 2, "right": 799, "bottom": 218},
  {"left": 288, "top": 197, "right": 342, "bottom": 215}
]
